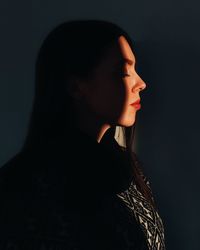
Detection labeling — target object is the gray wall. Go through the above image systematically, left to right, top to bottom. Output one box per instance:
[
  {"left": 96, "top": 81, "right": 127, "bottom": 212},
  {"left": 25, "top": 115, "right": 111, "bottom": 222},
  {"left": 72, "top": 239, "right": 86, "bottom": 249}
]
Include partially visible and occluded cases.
[{"left": 1, "top": 1, "right": 199, "bottom": 249}]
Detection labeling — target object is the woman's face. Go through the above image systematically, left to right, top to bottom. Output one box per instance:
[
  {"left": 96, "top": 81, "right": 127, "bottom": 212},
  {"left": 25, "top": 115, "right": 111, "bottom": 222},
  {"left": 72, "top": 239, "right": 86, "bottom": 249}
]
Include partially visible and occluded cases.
[{"left": 76, "top": 35, "right": 147, "bottom": 127}]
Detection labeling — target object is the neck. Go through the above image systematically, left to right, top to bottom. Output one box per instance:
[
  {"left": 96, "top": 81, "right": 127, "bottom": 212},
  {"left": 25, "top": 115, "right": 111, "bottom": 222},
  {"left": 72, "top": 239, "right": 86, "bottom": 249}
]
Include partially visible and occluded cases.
[
  {"left": 73, "top": 105, "right": 112, "bottom": 143},
  {"left": 76, "top": 119, "right": 111, "bottom": 143}
]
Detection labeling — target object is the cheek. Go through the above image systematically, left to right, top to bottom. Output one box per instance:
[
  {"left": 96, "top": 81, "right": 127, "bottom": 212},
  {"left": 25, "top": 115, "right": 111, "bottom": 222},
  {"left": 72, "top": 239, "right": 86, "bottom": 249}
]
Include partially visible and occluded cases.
[{"left": 92, "top": 79, "right": 127, "bottom": 120}]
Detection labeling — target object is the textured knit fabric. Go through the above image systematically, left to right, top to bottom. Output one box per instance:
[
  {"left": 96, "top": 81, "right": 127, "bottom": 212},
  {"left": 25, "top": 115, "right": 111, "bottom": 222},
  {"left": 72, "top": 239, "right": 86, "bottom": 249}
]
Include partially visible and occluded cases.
[
  {"left": 0, "top": 127, "right": 165, "bottom": 249},
  {"left": 116, "top": 179, "right": 165, "bottom": 249}
]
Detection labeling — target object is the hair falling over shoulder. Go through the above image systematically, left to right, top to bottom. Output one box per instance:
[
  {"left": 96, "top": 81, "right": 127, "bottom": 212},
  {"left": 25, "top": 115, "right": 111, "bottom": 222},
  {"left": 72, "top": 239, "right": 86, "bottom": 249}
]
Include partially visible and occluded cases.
[
  {"left": 21, "top": 19, "right": 156, "bottom": 209},
  {"left": 116, "top": 125, "right": 157, "bottom": 209}
]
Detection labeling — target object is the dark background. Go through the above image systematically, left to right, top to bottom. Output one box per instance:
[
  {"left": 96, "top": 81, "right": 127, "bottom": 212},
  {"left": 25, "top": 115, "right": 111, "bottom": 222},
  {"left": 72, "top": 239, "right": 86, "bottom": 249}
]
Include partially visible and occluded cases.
[{"left": 0, "top": 1, "right": 199, "bottom": 249}]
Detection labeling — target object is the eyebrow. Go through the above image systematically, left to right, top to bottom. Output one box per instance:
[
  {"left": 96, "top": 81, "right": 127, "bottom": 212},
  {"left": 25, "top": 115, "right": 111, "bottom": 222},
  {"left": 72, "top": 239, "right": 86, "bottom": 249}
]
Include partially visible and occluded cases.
[{"left": 117, "top": 58, "right": 136, "bottom": 67}]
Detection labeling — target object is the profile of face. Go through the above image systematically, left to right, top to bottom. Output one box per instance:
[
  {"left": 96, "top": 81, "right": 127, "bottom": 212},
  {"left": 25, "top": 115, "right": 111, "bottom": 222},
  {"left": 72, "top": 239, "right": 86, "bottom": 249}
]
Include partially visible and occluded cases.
[{"left": 70, "top": 35, "right": 147, "bottom": 128}]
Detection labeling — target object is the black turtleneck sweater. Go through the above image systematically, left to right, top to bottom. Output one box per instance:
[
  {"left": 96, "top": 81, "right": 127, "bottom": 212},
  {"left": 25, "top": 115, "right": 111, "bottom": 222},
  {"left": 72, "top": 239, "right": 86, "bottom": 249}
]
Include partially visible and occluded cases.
[{"left": 0, "top": 127, "right": 165, "bottom": 250}]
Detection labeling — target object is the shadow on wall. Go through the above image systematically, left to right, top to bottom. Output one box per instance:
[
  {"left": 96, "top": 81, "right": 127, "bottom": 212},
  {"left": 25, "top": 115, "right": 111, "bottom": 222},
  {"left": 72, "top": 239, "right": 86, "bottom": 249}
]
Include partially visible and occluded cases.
[{"left": 134, "top": 40, "right": 200, "bottom": 250}]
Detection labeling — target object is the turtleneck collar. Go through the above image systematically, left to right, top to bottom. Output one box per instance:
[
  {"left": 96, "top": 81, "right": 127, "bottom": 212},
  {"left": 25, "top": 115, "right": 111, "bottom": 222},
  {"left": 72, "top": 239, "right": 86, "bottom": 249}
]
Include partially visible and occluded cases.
[
  {"left": 23, "top": 126, "right": 134, "bottom": 201},
  {"left": 65, "top": 126, "right": 134, "bottom": 193}
]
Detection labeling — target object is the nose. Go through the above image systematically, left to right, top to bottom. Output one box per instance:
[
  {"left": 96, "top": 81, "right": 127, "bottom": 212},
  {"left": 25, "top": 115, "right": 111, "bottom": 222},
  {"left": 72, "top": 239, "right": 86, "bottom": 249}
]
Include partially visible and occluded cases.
[{"left": 132, "top": 73, "right": 147, "bottom": 93}]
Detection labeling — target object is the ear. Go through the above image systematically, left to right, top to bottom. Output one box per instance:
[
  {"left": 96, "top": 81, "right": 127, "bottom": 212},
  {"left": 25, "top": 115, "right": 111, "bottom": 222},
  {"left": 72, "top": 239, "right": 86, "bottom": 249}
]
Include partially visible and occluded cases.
[{"left": 66, "top": 76, "right": 87, "bottom": 100}]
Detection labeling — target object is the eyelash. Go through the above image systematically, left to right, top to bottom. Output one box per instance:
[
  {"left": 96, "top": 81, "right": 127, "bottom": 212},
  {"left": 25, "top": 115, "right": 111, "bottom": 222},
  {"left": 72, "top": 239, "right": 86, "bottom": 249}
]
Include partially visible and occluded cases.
[{"left": 121, "top": 72, "right": 130, "bottom": 78}]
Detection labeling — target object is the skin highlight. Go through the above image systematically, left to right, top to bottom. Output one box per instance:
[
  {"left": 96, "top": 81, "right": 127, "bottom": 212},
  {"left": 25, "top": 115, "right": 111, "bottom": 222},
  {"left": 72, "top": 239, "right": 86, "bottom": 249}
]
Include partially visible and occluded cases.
[{"left": 70, "top": 35, "right": 147, "bottom": 143}]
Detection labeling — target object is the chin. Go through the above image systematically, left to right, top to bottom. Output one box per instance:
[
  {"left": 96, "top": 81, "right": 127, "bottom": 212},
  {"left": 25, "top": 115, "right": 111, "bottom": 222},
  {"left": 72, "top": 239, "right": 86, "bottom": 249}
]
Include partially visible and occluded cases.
[{"left": 117, "top": 117, "right": 136, "bottom": 127}]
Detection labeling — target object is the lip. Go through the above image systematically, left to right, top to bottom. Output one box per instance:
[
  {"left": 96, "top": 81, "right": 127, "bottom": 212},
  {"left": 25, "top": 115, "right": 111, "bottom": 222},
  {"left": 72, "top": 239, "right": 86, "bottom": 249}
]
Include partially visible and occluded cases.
[
  {"left": 130, "top": 99, "right": 141, "bottom": 110},
  {"left": 130, "top": 99, "right": 141, "bottom": 105}
]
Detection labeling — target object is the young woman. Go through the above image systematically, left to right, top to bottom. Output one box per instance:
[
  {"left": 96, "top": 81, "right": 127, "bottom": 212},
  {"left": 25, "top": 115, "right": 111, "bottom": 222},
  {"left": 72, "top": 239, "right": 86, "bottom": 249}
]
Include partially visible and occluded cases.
[{"left": 0, "top": 20, "right": 166, "bottom": 249}]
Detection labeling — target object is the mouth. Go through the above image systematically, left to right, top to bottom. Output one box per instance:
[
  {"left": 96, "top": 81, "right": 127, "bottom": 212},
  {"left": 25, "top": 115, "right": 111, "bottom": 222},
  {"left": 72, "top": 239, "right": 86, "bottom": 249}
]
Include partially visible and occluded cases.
[
  {"left": 130, "top": 99, "right": 141, "bottom": 109},
  {"left": 130, "top": 99, "right": 140, "bottom": 105}
]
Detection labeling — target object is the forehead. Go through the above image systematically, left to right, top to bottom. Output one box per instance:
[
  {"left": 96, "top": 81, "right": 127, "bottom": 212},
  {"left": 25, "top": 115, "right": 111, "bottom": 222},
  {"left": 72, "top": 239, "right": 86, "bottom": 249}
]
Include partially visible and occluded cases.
[
  {"left": 99, "top": 35, "right": 136, "bottom": 69},
  {"left": 117, "top": 35, "right": 135, "bottom": 64}
]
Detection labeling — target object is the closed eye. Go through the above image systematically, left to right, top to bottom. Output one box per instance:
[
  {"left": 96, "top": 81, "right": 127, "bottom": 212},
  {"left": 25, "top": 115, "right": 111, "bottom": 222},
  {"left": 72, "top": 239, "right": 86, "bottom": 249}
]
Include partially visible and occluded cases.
[{"left": 121, "top": 73, "right": 131, "bottom": 78}]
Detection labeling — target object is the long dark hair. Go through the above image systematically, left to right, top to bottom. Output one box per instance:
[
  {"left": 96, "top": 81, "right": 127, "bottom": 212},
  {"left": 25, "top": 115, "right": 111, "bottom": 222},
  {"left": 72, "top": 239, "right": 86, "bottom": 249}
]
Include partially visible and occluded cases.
[{"left": 22, "top": 19, "right": 156, "bottom": 208}]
